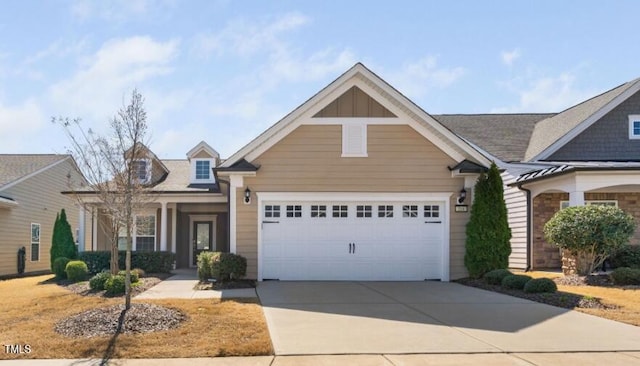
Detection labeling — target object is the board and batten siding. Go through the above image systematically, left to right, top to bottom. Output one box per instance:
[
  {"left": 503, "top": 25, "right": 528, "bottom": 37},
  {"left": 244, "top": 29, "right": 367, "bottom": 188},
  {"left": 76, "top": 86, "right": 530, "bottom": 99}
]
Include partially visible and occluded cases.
[
  {"left": 235, "top": 124, "right": 470, "bottom": 280},
  {"left": 0, "top": 158, "right": 88, "bottom": 277},
  {"left": 502, "top": 171, "right": 528, "bottom": 270}
]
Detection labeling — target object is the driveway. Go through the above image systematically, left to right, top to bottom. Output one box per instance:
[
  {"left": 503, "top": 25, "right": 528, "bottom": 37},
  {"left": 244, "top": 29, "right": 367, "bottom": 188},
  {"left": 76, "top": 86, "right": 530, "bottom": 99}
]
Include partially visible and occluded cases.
[{"left": 257, "top": 281, "right": 640, "bottom": 355}]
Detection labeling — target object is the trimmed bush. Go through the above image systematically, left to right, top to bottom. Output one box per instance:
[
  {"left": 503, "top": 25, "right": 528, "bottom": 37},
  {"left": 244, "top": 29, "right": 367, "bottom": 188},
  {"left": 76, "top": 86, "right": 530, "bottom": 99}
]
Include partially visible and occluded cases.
[
  {"left": 50, "top": 209, "right": 78, "bottom": 272},
  {"left": 609, "top": 245, "right": 640, "bottom": 269},
  {"left": 79, "top": 251, "right": 175, "bottom": 274},
  {"left": 79, "top": 251, "right": 112, "bottom": 274},
  {"left": 197, "top": 251, "right": 216, "bottom": 281},
  {"left": 211, "top": 252, "right": 247, "bottom": 282},
  {"left": 53, "top": 257, "right": 71, "bottom": 279},
  {"left": 65, "top": 260, "right": 89, "bottom": 282},
  {"left": 610, "top": 267, "right": 640, "bottom": 285},
  {"left": 132, "top": 268, "right": 146, "bottom": 278},
  {"left": 483, "top": 269, "right": 513, "bottom": 285},
  {"left": 118, "top": 270, "right": 139, "bottom": 283},
  {"left": 89, "top": 271, "right": 112, "bottom": 291},
  {"left": 105, "top": 274, "right": 126, "bottom": 295},
  {"left": 501, "top": 274, "right": 532, "bottom": 290},
  {"left": 523, "top": 278, "right": 558, "bottom": 293}
]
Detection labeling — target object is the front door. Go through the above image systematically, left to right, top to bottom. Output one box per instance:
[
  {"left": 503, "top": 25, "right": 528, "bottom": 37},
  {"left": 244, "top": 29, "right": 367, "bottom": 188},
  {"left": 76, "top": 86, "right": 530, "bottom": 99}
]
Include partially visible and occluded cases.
[{"left": 193, "top": 221, "right": 213, "bottom": 266}]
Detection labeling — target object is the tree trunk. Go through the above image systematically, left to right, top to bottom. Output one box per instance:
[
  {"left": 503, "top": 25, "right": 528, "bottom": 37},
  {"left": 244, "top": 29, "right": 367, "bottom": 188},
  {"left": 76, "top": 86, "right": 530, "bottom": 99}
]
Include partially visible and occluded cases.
[{"left": 125, "top": 222, "right": 132, "bottom": 310}]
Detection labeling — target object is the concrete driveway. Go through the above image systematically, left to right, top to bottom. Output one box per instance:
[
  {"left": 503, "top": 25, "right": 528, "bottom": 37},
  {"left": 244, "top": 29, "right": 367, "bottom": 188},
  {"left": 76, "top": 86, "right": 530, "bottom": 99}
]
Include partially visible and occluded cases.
[{"left": 257, "top": 281, "right": 640, "bottom": 355}]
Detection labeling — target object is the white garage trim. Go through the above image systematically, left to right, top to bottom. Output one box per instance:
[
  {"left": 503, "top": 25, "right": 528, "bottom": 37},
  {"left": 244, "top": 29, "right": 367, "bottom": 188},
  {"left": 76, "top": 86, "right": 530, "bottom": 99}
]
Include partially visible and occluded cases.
[{"left": 257, "top": 192, "right": 452, "bottom": 281}]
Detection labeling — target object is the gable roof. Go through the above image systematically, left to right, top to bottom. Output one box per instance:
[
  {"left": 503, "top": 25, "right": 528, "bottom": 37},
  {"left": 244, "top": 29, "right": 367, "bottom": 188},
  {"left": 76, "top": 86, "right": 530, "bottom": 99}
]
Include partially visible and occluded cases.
[
  {"left": 220, "top": 63, "right": 491, "bottom": 168},
  {"left": 524, "top": 78, "right": 640, "bottom": 161},
  {"left": 435, "top": 114, "right": 554, "bottom": 162},
  {"left": 186, "top": 141, "right": 219, "bottom": 159},
  {"left": 0, "top": 154, "right": 69, "bottom": 189},
  {"left": 151, "top": 160, "right": 219, "bottom": 193}
]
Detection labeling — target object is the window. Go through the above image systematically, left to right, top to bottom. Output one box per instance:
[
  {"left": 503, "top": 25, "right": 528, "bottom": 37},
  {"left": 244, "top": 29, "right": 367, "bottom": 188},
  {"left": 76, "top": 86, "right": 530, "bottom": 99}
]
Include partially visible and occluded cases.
[
  {"left": 630, "top": 115, "right": 640, "bottom": 139},
  {"left": 341, "top": 123, "right": 367, "bottom": 157},
  {"left": 132, "top": 159, "right": 150, "bottom": 183},
  {"left": 195, "top": 160, "right": 210, "bottom": 180},
  {"left": 560, "top": 200, "right": 618, "bottom": 209},
  {"left": 265, "top": 205, "right": 280, "bottom": 218},
  {"left": 286, "top": 205, "right": 302, "bottom": 218},
  {"left": 311, "top": 205, "right": 327, "bottom": 218},
  {"left": 332, "top": 205, "right": 348, "bottom": 218},
  {"left": 356, "top": 205, "right": 372, "bottom": 218},
  {"left": 378, "top": 205, "right": 393, "bottom": 218},
  {"left": 403, "top": 205, "right": 418, "bottom": 218},
  {"left": 424, "top": 205, "right": 440, "bottom": 218},
  {"left": 117, "top": 213, "right": 156, "bottom": 251},
  {"left": 30, "top": 223, "right": 40, "bottom": 261},
  {"left": 118, "top": 226, "right": 128, "bottom": 250}
]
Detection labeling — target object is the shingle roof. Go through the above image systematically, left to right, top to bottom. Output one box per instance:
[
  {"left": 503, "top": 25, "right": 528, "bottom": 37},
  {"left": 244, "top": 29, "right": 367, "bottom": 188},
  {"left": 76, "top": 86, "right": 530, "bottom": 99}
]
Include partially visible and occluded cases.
[
  {"left": 524, "top": 78, "right": 640, "bottom": 161},
  {"left": 434, "top": 114, "right": 554, "bottom": 162},
  {"left": 0, "top": 154, "right": 69, "bottom": 189},
  {"left": 151, "top": 160, "right": 219, "bottom": 193},
  {"left": 514, "top": 161, "right": 640, "bottom": 184}
]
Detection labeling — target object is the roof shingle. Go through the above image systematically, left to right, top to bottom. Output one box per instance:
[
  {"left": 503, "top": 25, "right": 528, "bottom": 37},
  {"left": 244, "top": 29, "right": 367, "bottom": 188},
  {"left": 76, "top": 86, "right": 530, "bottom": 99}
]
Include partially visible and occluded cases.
[{"left": 0, "top": 154, "right": 69, "bottom": 189}]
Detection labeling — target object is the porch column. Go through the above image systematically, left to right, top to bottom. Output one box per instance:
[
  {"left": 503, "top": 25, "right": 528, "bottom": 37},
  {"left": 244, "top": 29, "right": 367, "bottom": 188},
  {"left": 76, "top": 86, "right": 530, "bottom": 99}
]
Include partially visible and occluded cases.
[
  {"left": 569, "top": 191, "right": 585, "bottom": 206},
  {"left": 160, "top": 201, "right": 168, "bottom": 251},
  {"left": 171, "top": 203, "right": 177, "bottom": 254},
  {"left": 77, "top": 206, "right": 85, "bottom": 253},
  {"left": 92, "top": 207, "right": 98, "bottom": 251}
]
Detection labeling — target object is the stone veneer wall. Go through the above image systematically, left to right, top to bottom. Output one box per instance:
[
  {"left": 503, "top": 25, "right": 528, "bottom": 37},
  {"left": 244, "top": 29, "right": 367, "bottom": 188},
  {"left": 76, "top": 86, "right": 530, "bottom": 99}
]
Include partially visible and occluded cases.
[{"left": 532, "top": 192, "right": 640, "bottom": 269}]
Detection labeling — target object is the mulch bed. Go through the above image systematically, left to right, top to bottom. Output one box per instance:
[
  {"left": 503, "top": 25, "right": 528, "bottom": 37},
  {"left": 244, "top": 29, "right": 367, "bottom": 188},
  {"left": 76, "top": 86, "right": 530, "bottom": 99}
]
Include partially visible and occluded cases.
[
  {"left": 59, "top": 273, "right": 173, "bottom": 297},
  {"left": 554, "top": 274, "right": 614, "bottom": 287},
  {"left": 455, "top": 277, "right": 617, "bottom": 310},
  {"left": 194, "top": 279, "right": 256, "bottom": 291},
  {"left": 55, "top": 303, "right": 187, "bottom": 338}
]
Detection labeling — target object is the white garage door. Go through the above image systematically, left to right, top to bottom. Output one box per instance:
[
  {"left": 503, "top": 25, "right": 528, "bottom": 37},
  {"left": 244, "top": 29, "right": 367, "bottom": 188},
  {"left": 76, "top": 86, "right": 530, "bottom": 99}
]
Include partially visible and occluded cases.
[{"left": 260, "top": 200, "right": 446, "bottom": 281}]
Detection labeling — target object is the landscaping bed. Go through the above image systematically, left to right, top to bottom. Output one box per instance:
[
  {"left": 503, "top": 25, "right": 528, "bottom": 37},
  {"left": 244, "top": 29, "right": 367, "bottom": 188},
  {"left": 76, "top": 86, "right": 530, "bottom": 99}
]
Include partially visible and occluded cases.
[{"left": 58, "top": 273, "right": 172, "bottom": 297}]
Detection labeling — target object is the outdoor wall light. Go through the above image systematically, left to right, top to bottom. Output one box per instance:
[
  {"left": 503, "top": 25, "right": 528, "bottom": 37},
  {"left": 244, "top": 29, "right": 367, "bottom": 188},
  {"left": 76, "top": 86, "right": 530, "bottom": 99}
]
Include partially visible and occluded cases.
[
  {"left": 244, "top": 187, "right": 251, "bottom": 204},
  {"left": 457, "top": 188, "right": 467, "bottom": 204}
]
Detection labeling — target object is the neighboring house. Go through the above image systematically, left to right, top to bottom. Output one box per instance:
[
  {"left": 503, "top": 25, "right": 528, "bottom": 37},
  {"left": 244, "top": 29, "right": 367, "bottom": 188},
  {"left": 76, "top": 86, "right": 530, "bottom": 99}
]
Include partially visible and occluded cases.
[{"left": 0, "top": 155, "right": 88, "bottom": 277}]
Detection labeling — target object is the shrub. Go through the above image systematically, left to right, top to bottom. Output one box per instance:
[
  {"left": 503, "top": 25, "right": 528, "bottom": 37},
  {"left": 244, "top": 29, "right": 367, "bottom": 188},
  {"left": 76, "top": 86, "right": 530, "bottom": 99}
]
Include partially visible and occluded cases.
[
  {"left": 465, "top": 163, "right": 512, "bottom": 278},
  {"left": 544, "top": 205, "right": 636, "bottom": 275},
  {"left": 50, "top": 209, "right": 78, "bottom": 271},
  {"left": 609, "top": 245, "right": 640, "bottom": 269},
  {"left": 79, "top": 251, "right": 175, "bottom": 274},
  {"left": 79, "top": 251, "right": 112, "bottom": 274},
  {"left": 197, "top": 251, "right": 216, "bottom": 281},
  {"left": 211, "top": 253, "right": 247, "bottom": 282},
  {"left": 53, "top": 257, "right": 71, "bottom": 279},
  {"left": 65, "top": 260, "right": 89, "bottom": 282},
  {"left": 610, "top": 267, "right": 640, "bottom": 285},
  {"left": 132, "top": 268, "right": 146, "bottom": 278},
  {"left": 483, "top": 269, "right": 513, "bottom": 285},
  {"left": 118, "top": 270, "right": 139, "bottom": 283},
  {"left": 89, "top": 271, "right": 112, "bottom": 291},
  {"left": 105, "top": 274, "right": 126, "bottom": 295},
  {"left": 501, "top": 274, "right": 532, "bottom": 290},
  {"left": 523, "top": 278, "right": 558, "bottom": 293}
]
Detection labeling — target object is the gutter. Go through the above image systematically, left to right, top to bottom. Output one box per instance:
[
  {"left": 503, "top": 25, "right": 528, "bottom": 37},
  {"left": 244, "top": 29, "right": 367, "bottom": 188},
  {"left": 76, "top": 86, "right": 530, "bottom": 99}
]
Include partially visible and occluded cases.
[{"left": 516, "top": 183, "right": 532, "bottom": 272}]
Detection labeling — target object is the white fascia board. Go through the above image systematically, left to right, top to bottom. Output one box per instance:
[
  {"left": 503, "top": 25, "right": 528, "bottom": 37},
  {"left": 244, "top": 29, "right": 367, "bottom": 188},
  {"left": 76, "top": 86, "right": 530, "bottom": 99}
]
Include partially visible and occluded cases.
[
  {"left": 532, "top": 80, "right": 640, "bottom": 161},
  {"left": 256, "top": 192, "right": 453, "bottom": 202},
  {"left": 0, "top": 196, "right": 18, "bottom": 208}
]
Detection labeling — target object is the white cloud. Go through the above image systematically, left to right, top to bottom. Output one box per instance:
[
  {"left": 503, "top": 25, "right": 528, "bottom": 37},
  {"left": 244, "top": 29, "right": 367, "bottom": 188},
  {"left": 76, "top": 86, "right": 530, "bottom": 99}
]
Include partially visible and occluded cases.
[
  {"left": 501, "top": 48, "right": 521, "bottom": 67},
  {"left": 387, "top": 56, "right": 467, "bottom": 98},
  {"left": 0, "top": 99, "right": 45, "bottom": 151}
]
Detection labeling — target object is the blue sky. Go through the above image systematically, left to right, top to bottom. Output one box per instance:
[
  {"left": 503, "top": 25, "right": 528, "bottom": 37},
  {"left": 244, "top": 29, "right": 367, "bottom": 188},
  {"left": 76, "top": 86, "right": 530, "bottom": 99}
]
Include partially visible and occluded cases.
[{"left": 1, "top": 0, "right": 639, "bottom": 158}]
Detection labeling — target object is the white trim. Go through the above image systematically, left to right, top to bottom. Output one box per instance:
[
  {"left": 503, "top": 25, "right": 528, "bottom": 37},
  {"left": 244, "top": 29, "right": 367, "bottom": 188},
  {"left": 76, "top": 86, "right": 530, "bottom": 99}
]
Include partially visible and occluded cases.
[
  {"left": 532, "top": 79, "right": 640, "bottom": 161},
  {"left": 629, "top": 115, "right": 640, "bottom": 139},
  {"left": 306, "top": 117, "right": 400, "bottom": 125},
  {"left": 341, "top": 122, "right": 368, "bottom": 157},
  {"left": 186, "top": 141, "right": 219, "bottom": 159},
  {"left": 0, "top": 156, "right": 70, "bottom": 192},
  {"left": 191, "top": 158, "right": 216, "bottom": 183},
  {"left": 229, "top": 187, "right": 237, "bottom": 254},
  {"left": 256, "top": 191, "right": 453, "bottom": 281},
  {"left": 76, "top": 194, "right": 227, "bottom": 204},
  {"left": 0, "top": 196, "right": 18, "bottom": 208},
  {"left": 560, "top": 200, "right": 618, "bottom": 209},
  {"left": 160, "top": 201, "right": 168, "bottom": 251},
  {"left": 171, "top": 203, "right": 177, "bottom": 254},
  {"left": 77, "top": 206, "right": 86, "bottom": 252},
  {"left": 92, "top": 207, "right": 98, "bottom": 251},
  {"left": 118, "top": 209, "right": 157, "bottom": 251},
  {"left": 188, "top": 214, "right": 217, "bottom": 268},
  {"left": 30, "top": 222, "right": 40, "bottom": 262}
]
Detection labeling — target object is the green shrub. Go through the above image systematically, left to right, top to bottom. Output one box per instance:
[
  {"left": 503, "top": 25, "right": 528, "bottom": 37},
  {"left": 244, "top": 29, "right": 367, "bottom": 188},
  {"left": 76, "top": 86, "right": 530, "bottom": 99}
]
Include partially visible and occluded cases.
[
  {"left": 464, "top": 163, "right": 512, "bottom": 278},
  {"left": 50, "top": 209, "right": 78, "bottom": 272},
  {"left": 609, "top": 245, "right": 640, "bottom": 269},
  {"left": 79, "top": 251, "right": 175, "bottom": 274},
  {"left": 79, "top": 251, "right": 112, "bottom": 274},
  {"left": 197, "top": 251, "right": 216, "bottom": 281},
  {"left": 211, "top": 253, "right": 247, "bottom": 282},
  {"left": 53, "top": 257, "right": 71, "bottom": 279},
  {"left": 65, "top": 260, "right": 89, "bottom": 282},
  {"left": 610, "top": 267, "right": 640, "bottom": 285},
  {"left": 132, "top": 268, "right": 146, "bottom": 278},
  {"left": 483, "top": 269, "right": 513, "bottom": 285},
  {"left": 118, "top": 270, "right": 139, "bottom": 283},
  {"left": 89, "top": 271, "right": 112, "bottom": 291},
  {"left": 105, "top": 274, "right": 126, "bottom": 295},
  {"left": 501, "top": 274, "right": 532, "bottom": 290},
  {"left": 523, "top": 278, "right": 558, "bottom": 293}
]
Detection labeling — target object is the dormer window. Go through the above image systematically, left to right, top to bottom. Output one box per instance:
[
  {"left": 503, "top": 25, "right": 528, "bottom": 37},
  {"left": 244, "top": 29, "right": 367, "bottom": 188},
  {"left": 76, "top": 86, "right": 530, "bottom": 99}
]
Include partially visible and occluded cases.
[
  {"left": 629, "top": 115, "right": 640, "bottom": 139},
  {"left": 192, "top": 158, "right": 215, "bottom": 183},
  {"left": 132, "top": 159, "right": 151, "bottom": 183}
]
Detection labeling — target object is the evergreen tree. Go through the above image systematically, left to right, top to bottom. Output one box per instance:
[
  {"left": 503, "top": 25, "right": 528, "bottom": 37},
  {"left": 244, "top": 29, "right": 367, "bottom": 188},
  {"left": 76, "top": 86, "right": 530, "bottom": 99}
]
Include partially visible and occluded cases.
[
  {"left": 464, "top": 162, "right": 512, "bottom": 278},
  {"left": 50, "top": 209, "right": 78, "bottom": 271},
  {"left": 50, "top": 212, "right": 60, "bottom": 271}
]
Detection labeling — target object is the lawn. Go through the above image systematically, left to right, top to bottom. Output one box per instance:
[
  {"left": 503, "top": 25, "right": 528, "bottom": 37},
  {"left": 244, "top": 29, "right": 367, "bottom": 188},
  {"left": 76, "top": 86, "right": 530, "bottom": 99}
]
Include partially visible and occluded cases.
[{"left": 0, "top": 275, "right": 273, "bottom": 360}]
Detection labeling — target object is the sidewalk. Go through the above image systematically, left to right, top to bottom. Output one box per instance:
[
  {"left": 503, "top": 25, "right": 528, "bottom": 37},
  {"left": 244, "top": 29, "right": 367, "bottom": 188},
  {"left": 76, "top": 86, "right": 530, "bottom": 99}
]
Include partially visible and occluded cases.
[{"left": 2, "top": 353, "right": 640, "bottom": 365}]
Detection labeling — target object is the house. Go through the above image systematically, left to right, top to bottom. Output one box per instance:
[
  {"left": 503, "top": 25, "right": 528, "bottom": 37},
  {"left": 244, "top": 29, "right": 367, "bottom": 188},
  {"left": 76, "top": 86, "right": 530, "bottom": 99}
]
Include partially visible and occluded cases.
[{"left": 0, "top": 155, "right": 88, "bottom": 277}]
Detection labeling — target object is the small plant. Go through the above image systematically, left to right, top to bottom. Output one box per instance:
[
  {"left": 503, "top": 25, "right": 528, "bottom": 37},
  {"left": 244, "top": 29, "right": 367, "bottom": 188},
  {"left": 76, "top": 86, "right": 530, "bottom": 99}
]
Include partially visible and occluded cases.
[
  {"left": 197, "top": 251, "right": 216, "bottom": 281},
  {"left": 211, "top": 253, "right": 247, "bottom": 282},
  {"left": 53, "top": 257, "right": 71, "bottom": 279},
  {"left": 65, "top": 260, "right": 89, "bottom": 282},
  {"left": 610, "top": 267, "right": 640, "bottom": 285},
  {"left": 132, "top": 268, "right": 146, "bottom": 278},
  {"left": 483, "top": 269, "right": 513, "bottom": 285},
  {"left": 118, "top": 270, "right": 139, "bottom": 283},
  {"left": 89, "top": 271, "right": 112, "bottom": 291},
  {"left": 105, "top": 274, "right": 126, "bottom": 295},
  {"left": 501, "top": 274, "right": 532, "bottom": 290},
  {"left": 523, "top": 278, "right": 558, "bottom": 293}
]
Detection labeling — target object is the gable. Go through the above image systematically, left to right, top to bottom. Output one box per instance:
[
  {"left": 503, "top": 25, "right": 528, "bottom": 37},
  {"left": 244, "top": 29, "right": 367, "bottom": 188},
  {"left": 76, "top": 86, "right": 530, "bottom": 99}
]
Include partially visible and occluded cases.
[
  {"left": 313, "top": 86, "right": 396, "bottom": 118},
  {"left": 549, "top": 89, "right": 640, "bottom": 161}
]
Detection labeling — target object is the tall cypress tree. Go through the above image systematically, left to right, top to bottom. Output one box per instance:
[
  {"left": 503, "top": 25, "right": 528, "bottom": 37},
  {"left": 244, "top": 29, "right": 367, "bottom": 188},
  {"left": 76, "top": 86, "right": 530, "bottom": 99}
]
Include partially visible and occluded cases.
[
  {"left": 464, "top": 162, "right": 512, "bottom": 278},
  {"left": 50, "top": 209, "right": 78, "bottom": 271},
  {"left": 50, "top": 212, "right": 61, "bottom": 271}
]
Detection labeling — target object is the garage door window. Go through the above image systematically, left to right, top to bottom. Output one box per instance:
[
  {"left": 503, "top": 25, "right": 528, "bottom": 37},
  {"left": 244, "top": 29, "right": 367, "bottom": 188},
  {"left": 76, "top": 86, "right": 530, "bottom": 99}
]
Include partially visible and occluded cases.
[
  {"left": 265, "top": 205, "right": 280, "bottom": 218},
  {"left": 286, "top": 205, "right": 302, "bottom": 218},
  {"left": 311, "top": 205, "right": 327, "bottom": 218},
  {"left": 332, "top": 205, "right": 348, "bottom": 218},
  {"left": 356, "top": 205, "right": 372, "bottom": 218},
  {"left": 378, "top": 205, "right": 393, "bottom": 217},
  {"left": 402, "top": 205, "right": 418, "bottom": 217},
  {"left": 424, "top": 205, "right": 439, "bottom": 218}
]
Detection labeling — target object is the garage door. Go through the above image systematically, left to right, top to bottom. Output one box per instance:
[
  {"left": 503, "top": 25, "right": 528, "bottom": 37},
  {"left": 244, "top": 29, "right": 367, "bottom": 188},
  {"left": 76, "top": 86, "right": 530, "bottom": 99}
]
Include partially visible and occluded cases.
[{"left": 260, "top": 200, "right": 445, "bottom": 281}]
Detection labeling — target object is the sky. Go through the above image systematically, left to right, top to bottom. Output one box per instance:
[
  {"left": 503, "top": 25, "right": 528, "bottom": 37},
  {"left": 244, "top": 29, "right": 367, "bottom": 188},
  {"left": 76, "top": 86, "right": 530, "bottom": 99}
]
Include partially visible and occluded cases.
[{"left": 1, "top": 0, "right": 640, "bottom": 159}]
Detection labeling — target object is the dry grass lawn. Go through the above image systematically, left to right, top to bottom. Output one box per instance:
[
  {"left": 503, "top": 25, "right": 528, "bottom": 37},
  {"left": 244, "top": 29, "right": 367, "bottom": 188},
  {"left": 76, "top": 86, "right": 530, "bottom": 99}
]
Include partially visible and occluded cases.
[
  {"left": 527, "top": 271, "right": 640, "bottom": 326},
  {"left": 0, "top": 275, "right": 273, "bottom": 360}
]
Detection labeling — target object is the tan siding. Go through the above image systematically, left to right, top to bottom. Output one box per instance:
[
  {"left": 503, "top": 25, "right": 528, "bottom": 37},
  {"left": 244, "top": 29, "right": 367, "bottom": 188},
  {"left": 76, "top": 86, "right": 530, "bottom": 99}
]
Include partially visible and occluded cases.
[
  {"left": 313, "top": 86, "right": 396, "bottom": 118},
  {"left": 236, "top": 124, "right": 469, "bottom": 280},
  {"left": 193, "top": 150, "right": 214, "bottom": 159},
  {"left": 0, "top": 159, "right": 85, "bottom": 276},
  {"left": 503, "top": 172, "right": 528, "bottom": 269}
]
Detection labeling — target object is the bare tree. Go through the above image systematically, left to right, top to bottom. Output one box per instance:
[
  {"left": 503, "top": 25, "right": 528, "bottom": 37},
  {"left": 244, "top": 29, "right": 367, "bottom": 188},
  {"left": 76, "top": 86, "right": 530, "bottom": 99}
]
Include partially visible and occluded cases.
[{"left": 55, "top": 89, "right": 155, "bottom": 309}]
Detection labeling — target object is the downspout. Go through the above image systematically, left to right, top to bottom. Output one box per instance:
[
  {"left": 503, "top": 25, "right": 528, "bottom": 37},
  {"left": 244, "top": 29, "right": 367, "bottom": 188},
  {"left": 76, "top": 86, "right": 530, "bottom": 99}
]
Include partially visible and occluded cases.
[
  {"left": 214, "top": 172, "right": 232, "bottom": 252},
  {"left": 517, "top": 184, "right": 532, "bottom": 272}
]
